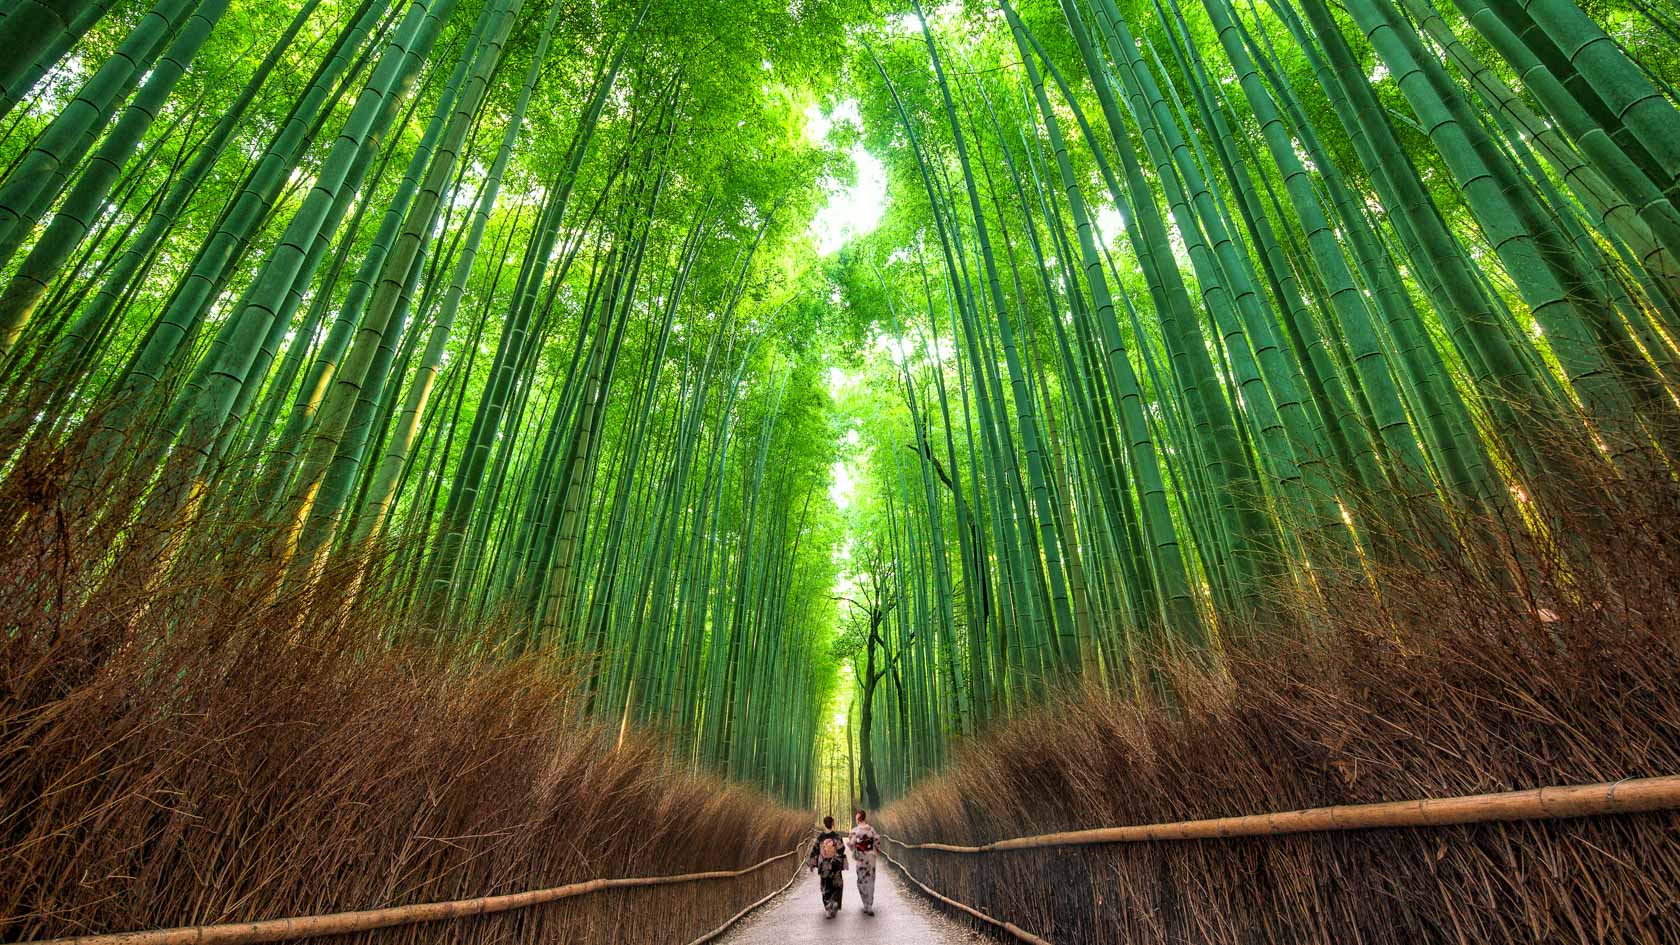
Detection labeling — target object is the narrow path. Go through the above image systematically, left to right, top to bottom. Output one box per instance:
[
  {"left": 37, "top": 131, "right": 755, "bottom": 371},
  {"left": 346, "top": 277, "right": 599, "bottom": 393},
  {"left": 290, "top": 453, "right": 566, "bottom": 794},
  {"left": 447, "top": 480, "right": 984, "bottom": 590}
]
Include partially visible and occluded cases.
[{"left": 715, "top": 863, "right": 983, "bottom": 945}]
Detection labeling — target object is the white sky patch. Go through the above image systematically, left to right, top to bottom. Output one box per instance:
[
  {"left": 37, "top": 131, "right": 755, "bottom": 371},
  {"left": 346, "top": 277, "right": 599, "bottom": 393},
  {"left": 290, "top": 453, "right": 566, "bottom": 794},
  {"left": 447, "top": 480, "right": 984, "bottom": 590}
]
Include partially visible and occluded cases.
[
  {"left": 886, "top": 1, "right": 961, "bottom": 34},
  {"left": 885, "top": 11, "right": 924, "bottom": 33},
  {"left": 804, "top": 99, "right": 860, "bottom": 145},
  {"left": 806, "top": 100, "right": 884, "bottom": 255},
  {"left": 804, "top": 104, "right": 831, "bottom": 145},
  {"left": 811, "top": 146, "right": 886, "bottom": 255},
  {"left": 1095, "top": 205, "right": 1126, "bottom": 247},
  {"left": 873, "top": 332, "right": 916, "bottom": 365},
  {"left": 906, "top": 332, "right": 956, "bottom": 364},
  {"left": 827, "top": 366, "right": 855, "bottom": 399},
  {"left": 828, "top": 366, "right": 862, "bottom": 510},
  {"left": 830, "top": 458, "right": 858, "bottom": 511}
]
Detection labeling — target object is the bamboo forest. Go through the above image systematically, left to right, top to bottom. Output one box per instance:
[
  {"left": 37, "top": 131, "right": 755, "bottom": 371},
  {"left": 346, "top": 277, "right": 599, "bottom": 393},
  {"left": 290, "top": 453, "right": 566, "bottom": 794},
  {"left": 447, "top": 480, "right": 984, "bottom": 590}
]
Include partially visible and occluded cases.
[{"left": 4, "top": 0, "right": 1680, "bottom": 940}]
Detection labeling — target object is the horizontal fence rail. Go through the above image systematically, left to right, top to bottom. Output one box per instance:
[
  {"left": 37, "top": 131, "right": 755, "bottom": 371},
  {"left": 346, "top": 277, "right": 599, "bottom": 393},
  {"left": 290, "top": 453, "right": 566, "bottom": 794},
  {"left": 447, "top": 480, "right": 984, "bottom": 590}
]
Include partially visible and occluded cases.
[
  {"left": 882, "top": 774, "right": 1680, "bottom": 853},
  {"left": 878, "top": 775, "right": 1680, "bottom": 944},
  {"left": 5, "top": 850, "right": 801, "bottom": 945}
]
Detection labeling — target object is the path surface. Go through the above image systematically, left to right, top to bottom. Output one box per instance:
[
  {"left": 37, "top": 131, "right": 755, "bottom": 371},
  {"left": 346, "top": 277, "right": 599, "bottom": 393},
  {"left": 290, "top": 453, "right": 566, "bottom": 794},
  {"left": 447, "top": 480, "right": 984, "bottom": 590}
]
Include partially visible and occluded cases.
[{"left": 715, "top": 862, "right": 981, "bottom": 945}]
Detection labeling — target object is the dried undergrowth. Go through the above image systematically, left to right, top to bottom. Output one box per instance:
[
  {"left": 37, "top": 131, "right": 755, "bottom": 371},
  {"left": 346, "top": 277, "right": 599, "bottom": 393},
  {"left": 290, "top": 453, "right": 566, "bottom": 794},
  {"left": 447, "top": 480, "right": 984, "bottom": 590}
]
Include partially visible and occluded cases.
[
  {"left": 884, "top": 445, "right": 1680, "bottom": 944},
  {"left": 0, "top": 446, "right": 808, "bottom": 945}
]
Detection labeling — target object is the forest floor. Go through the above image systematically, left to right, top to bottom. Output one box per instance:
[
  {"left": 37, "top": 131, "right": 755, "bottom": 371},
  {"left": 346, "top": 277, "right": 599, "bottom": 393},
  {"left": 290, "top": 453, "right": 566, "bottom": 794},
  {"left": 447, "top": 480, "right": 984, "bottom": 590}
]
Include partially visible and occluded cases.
[{"left": 715, "top": 863, "right": 985, "bottom": 945}]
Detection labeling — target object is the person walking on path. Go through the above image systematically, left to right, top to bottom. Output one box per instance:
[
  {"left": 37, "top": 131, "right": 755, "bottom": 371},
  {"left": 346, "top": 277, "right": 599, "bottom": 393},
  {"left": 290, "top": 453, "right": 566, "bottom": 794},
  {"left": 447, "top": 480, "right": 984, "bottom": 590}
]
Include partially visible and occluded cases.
[
  {"left": 849, "top": 809, "right": 881, "bottom": 916},
  {"left": 807, "top": 815, "right": 848, "bottom": 918}
]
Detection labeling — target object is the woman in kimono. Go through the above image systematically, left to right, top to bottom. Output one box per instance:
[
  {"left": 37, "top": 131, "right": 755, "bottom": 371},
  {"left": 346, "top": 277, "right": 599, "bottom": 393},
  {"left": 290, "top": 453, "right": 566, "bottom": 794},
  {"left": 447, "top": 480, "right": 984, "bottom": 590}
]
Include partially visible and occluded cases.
[
  {"left": 848, "top": 810, "right": 880, "bottom": 915},
  {"left": 807, "top": 815, "right": 848, "bottom": 917}
]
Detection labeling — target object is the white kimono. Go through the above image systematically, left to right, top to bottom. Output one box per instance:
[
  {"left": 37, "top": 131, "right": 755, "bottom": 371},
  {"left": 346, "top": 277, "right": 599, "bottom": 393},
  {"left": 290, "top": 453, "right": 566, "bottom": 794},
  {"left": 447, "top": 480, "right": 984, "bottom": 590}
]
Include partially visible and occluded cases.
[{"left": 848, "top": 822, "right": 881, "bottom": 910}]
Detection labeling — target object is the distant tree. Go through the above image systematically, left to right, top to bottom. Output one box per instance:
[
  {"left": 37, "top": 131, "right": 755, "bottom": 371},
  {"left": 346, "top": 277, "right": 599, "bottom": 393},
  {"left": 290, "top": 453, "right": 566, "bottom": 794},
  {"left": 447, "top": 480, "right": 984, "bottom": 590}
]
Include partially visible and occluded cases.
[{"left": 834, "top": 535, "right": 902, "bottom": 811}]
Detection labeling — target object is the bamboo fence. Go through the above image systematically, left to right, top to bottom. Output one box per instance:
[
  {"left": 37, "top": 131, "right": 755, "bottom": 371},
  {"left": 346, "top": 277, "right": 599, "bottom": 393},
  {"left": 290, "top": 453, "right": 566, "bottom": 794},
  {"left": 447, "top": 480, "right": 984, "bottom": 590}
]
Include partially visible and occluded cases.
[
  {"left": 874, "top": 774, "right": 1680, "bottom": 944},
  {"left": 882, "top": 774, "right": 1680, "bottom": 853},
  {"left": 12, "top": 775, "right": 1678, "bottom": 945},
  {"left": 879, "top": 849, "right": 1052, "bottom": 945},
  {"left": 5, "top": 850, "right": 802, "bottom": 945},
  {"left": 681, "top": 856, "right": 804, "bottom": 945}
]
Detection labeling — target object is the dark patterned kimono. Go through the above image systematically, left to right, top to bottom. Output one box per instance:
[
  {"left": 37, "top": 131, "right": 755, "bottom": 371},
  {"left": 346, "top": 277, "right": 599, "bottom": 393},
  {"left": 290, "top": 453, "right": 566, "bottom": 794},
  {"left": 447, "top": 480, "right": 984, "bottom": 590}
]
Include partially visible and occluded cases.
[{"left": 807, "top": 829, "right": 848, "bottom": 915}]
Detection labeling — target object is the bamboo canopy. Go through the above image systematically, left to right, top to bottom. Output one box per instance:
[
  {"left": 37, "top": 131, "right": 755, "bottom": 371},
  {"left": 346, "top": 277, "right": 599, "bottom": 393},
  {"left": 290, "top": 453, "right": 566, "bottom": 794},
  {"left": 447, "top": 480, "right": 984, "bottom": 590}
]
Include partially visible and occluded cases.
[{"left": 3, "top": 0, "right": 1680, "bottom": 895}]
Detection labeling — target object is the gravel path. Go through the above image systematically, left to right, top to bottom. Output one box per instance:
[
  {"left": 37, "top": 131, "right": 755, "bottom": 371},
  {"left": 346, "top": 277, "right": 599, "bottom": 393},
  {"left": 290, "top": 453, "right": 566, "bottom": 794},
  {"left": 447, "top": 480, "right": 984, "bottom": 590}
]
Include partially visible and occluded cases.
[{"left": 713, "top": 862, "right": 983, "bottom": 945}]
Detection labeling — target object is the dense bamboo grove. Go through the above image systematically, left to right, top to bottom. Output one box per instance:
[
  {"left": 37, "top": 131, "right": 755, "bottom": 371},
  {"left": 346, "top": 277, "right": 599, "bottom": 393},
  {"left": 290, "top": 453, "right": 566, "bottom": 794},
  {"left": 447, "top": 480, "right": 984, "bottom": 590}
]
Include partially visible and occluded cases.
[
  {"left": 2, "top": 0, "right": 1679, "bottom": 819},
  {"left": 2, "top": 0, "right": 859, "bottom": 804},
  {"left": 823, "top": 0, "right": 1680, "bottom": 805},
  {"left": 1, "top": 521, "right": 812, "bottom": 944}
]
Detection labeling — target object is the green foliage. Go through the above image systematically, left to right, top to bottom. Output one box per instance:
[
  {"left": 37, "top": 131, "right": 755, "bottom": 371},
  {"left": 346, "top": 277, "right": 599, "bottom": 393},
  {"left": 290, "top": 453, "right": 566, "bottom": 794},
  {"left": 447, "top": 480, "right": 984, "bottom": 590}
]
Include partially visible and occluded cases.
[{"left": 1, "top": 0, "right": 1677, "bottom": 807}]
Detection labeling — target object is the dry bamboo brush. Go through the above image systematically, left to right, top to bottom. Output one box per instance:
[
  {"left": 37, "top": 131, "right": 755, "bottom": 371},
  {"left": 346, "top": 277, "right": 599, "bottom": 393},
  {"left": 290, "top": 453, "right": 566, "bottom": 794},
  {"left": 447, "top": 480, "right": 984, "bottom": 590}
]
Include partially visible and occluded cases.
[
  {"left": 880, "top": 458, "right": 1680, "bottom": 945},
  {"left": 0, "top": 501, "right": 811, "bottom": 945},
  {"left": 877, "top": 777, "right": 1680, "bottom": 944},
  {"left": 880, "top": 850, "right": 1052, "bottom": 945},
  {"left": 3, "top": 853, "right": 802, "bottom": 945},
  {"left": 682, "top": 857, "right": 806, "bottom": 945}
]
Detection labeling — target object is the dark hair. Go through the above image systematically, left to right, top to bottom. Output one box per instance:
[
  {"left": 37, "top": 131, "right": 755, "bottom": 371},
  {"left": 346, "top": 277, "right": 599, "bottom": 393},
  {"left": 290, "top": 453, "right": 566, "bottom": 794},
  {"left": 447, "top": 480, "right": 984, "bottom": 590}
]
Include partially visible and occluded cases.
[
  {"left": 855, "top": 810, "right": 868, "bottom": 821},
  {"left": 822, "top": 816, "right": 834, "bottom": 829}
]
